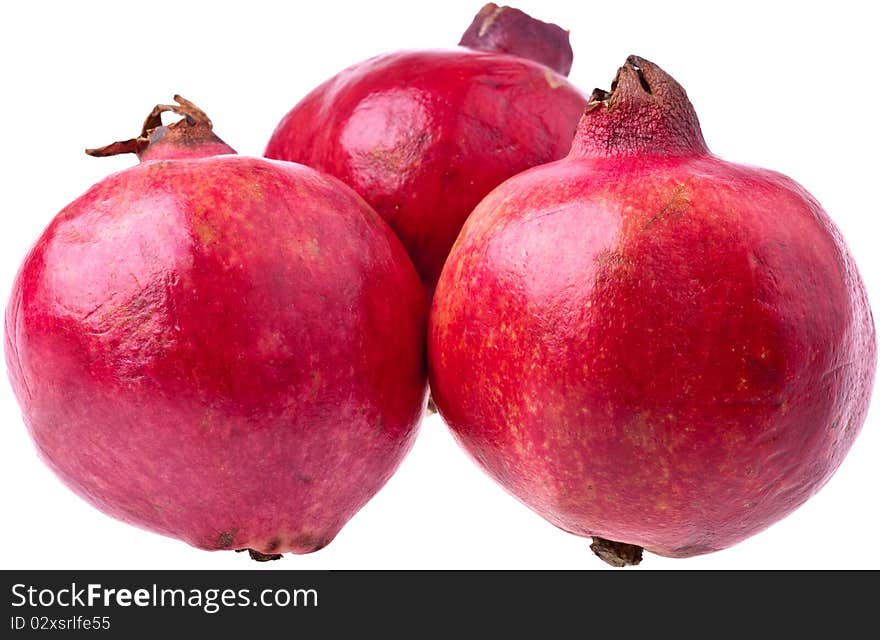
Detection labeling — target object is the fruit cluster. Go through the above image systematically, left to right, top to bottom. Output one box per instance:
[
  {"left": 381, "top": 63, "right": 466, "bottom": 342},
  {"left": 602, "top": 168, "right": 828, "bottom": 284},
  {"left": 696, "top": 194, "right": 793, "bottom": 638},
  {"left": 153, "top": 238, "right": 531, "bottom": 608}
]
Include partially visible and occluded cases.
[{"left": 5, "top": 4, "right": 875, "bottom": 566}]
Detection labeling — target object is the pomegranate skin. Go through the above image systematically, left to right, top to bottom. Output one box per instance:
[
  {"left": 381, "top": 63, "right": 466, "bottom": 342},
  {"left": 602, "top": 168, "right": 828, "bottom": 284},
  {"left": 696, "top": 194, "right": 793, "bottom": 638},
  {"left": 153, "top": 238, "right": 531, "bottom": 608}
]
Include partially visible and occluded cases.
[
  {"left": 264, "top": 6, "right": 586, "bottom": 294},
  {"left": 429, "top": 57, "right": 876, "bottom": 559},
  {"left": 5, "top": 115, "right": 427, "bottom": 556}
]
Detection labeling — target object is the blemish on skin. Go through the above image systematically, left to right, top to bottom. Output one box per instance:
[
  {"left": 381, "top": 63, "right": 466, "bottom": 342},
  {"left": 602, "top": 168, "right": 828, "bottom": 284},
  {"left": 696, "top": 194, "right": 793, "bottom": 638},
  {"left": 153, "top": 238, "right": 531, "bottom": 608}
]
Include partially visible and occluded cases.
[
  {"left": 642, "top": 184, "right": 691, "bottom": 230},
  {"left": 309, "top": 371, "right": 322, "bottom": 399},
  {"left": 624, "top": 412, "right": 658, "bottom": 451},
  {"left": 199, "top": 413, "right": 213, "bottom": 432},
  {"left": 218, "top": 532, "right": 234, "bottom": 548},
  {"left": 295, "top": 536, "right": 330, "bottom": 553},
  {"left": 266, "top": 538, "right": 281, "bottom": 552}
]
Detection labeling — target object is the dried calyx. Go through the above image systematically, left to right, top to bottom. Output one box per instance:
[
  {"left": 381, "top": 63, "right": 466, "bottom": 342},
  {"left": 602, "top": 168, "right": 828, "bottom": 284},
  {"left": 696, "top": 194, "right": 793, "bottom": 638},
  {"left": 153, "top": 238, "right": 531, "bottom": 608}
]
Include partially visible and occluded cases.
[
  {"left": 571, "top": 55, "right": 708, "bottom": 158},
  {"left": 86, "top": 95, "right": 235, "bottom": 161},
  {"left": 590, "top": 537, "right": 644, "bottom": 567}
]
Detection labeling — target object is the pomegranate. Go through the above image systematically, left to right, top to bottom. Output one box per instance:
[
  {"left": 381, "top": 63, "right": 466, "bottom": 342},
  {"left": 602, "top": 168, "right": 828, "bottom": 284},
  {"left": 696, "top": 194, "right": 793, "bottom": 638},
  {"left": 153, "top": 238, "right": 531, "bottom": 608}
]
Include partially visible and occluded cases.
[
  {"left": 264, "top": 3, "right": 586, "bottom": 294},
  {"left": 428, "top": 57, "right": 876, "bottom": 565},
  {"left": 5, "top": 97, "right": 428, "bottom": 560}
]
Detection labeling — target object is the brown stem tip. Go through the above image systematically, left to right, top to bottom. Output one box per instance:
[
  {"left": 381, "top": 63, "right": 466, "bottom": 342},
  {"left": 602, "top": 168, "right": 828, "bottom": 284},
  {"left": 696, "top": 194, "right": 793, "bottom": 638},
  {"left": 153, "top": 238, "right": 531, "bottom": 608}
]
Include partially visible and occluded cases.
[
  {"left": 459, "top": 3, "right": 573, "bottom": 77},
  {"left": 86, "top": 95, "right": 231, "bottom": 160},
  {"left": 590, "top": 537, "right": 643, "bottom": 567},
  {"left": 236, "top": 548, "right": 284, "bottom": 562}
]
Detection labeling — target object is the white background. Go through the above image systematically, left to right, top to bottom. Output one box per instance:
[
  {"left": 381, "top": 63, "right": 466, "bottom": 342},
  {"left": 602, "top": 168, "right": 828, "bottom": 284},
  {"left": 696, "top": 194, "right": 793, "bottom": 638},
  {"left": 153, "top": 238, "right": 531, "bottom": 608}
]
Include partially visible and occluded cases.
[{"left": 1, "top": 0, "right": 878, "bottom": 570}]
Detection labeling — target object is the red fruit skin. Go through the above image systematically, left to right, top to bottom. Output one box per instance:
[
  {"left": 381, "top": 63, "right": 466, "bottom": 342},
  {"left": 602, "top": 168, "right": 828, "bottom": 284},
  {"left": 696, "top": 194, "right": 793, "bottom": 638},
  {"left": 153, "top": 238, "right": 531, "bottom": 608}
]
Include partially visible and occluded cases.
[
  {"left": 264, "top": 48, "right": 586, "bottom": 294},
  {"left": 429, "top": 58, "right": 876, "bottom": 557},
  {"left": 5, "top": 156, "right": 427, "bottom": 555}
]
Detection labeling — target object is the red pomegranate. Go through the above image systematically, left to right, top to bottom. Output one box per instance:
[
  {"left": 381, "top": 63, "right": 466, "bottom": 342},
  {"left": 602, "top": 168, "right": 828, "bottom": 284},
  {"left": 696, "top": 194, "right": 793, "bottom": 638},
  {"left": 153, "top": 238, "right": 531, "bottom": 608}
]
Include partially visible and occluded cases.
[
  {"left": 264, "top": 3, "right": 587, "bottom": 294},
  {"left": 428, "top": 57, "right": 877, "bottom": 565},
  {"left": 5, "top": 97, "right": 428, "bottom": 560}
]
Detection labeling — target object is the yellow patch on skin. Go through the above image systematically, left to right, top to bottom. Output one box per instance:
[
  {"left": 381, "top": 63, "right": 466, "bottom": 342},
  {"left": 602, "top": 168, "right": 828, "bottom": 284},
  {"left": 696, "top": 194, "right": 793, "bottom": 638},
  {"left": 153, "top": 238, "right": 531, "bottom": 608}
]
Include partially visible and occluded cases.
[
  {"left": 544, "top": 68, "right": 564, "bottom": 89},
  {"left": 243, "top": 179, "right": 264, "bottom": 199},
  {"left": 194, "top": 220, "right": 216, "bottom": 245},
  {"left": 287, "top": 236, "right": 321, "bottom": 260},
  {"left": 524, "top": 396, "right": 539, "bottom": 415},
  {"left": 512, "top": 432, "right": 532, "bottom": 458}
]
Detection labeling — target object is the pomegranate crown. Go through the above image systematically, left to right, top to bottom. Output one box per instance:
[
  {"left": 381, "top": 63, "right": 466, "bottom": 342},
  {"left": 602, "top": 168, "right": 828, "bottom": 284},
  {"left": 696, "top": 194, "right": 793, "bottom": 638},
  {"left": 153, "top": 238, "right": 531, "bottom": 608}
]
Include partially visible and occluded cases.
[
  {"left": 459, "top": 3, "right": 573, "bottom": 76},
  {"left": 571, "top": 56, "right": 708, "bottom": 158},
  {"left": 86, "top": 95, "right": 235, "bottom": 162}
]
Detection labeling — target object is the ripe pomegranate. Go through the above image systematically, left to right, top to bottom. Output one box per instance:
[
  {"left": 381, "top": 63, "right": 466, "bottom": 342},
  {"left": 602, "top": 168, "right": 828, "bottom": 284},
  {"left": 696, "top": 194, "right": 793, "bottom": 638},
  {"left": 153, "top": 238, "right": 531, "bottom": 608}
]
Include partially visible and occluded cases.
[
  {"left": 264, "top": 3, "right": 586, "bottom": 294},
  {"left": 429, "top": 57, "right": 877, "bottom": 565},
  {"left": 5, "top": 97, "right": 428, "bottom": 560}
]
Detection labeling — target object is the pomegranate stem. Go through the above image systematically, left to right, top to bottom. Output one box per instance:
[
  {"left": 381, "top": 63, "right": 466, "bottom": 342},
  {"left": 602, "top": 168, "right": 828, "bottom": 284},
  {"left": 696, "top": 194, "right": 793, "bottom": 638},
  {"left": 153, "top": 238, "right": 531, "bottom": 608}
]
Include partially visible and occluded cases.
[
  {"left": 590, "top": 537, "right": 644, "bottom": 567},
  {"left": 245, "top": 549, "right": 283, "bottom": 562}
]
